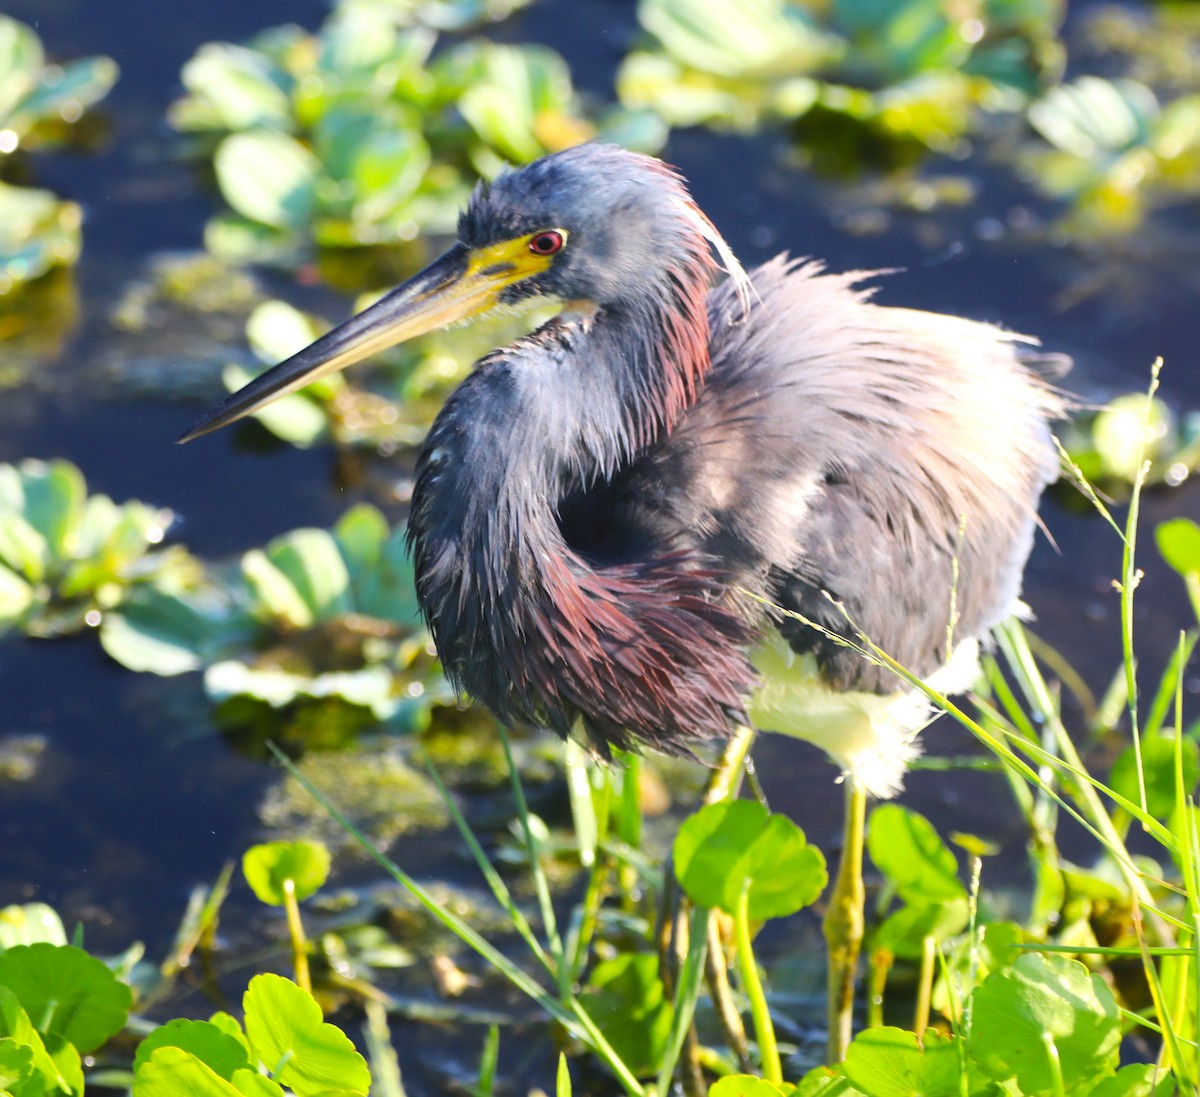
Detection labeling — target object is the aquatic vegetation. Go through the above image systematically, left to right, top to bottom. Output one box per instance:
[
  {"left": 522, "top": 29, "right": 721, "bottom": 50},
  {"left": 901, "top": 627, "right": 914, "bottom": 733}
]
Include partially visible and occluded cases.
[
  {"left": 618, "top": 0, "right": 1063, "bottom": 151},
  {"left": 170, "top": 2, "right": 661, "bottom": 268},
  {"left": 0, "top": 17, "right": 118, "bottom": 293},
  {"left": 1025, "top": 75, "right": 1200, "bottom": 235},
  {"left": 220, "top": 296, "right": 556, "bottom": 450},
  {"left": 1060, "top": 391, "right": 1200, "bottom": 493},
  {"left": 0, "top": 458, "right": 193, "bottom": 639},
  {"left": 101, "top": 503, "right": 452, "bottom": 729},
  {"left": 0, "top": 936, "right": 133, "bottom": 1097},
  {"left": 132, "top": 973, "right": 372, "bottom": 1097}
]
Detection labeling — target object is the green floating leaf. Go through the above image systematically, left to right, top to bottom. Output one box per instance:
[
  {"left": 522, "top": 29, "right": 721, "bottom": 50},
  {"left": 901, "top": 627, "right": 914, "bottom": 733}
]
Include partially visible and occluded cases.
[
  {"left": 175, "top": 42, "right": 293, "bottom": 132},
  {"left": 214, "top": 130, "right": 319, "bottom": 232},
  {"left": 1157, "top": 518, "right": 1200, "bottom": 578},
  {"left": 100, "top": 578, "right": 254, "bottom": 676},
  {"left": 674, "top": 799, "right": 827, "bottom": 919},
  {"left": 868, "top": 803, "right": 965, "bottom": 905},
  {"left": 242, "top": 840, "right": 331, "bottom": 906},
  {"left": 0, "top": 903, "right": 66, "bottom": 950},
  {"left": 0, "top": 943, "right": 133, "bottom": 1054},
  {"left": 969, "top": 952, "right": 1120, "bottom": 1093},
  {"left": 579, "top": 953, "right": 672, "bottom": 1078},
  {"left": 243, "top": 973, "right": 371, "bottom": 1095},
  {"left": 134, "top": 1020, "right": 251, "bottom": 1081}
]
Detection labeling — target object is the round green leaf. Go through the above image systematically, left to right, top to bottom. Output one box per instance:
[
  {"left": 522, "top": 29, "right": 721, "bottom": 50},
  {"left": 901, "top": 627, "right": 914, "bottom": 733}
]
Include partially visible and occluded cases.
[
  {"left": 214, "top": 131, "right": 318, "bottom": 231},
  {"left": 1157, "top": 518, "right": 1200, "bottom": 579},
  {"left": 263, "top": 528, "right": 353, "bottom": 620},
  {"left": 674, "top": 799, "right": 826, "bottom": 918},
  {"left": 868, "top": 804, "right": 965, "bottom": 904},
  {"left": 242, "top": 841, "right": 331, "bottom": 906},
  {"left": 0, "top": 943, "right": 132, "bottom": 1054},
  {"left": 969, "top": 952, "right": 1120, "bottom": 1092},
  {"left": 243, "top": 974, "right": 370, "bottom": 1095},
  {"left": 0, "top": 986, "right": 79, "bottom": 1097},
  {"left": 134, "top": 1020, "right": 250, "bottom": 1080},
  {"left": 843, "top": 1027, "right": 967, "bottom": 1097},
  {"left": 134, "top": 1046, "right": 245, "bottom": 1097},
  {"left": 231, "top": 1067, "right": 286, "bottom": 1097}
]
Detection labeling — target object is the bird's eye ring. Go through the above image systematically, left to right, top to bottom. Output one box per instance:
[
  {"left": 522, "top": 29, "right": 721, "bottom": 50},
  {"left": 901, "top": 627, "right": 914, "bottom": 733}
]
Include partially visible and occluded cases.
[{"left": 529, "top": 230, "right": 564, "bottom": 256}]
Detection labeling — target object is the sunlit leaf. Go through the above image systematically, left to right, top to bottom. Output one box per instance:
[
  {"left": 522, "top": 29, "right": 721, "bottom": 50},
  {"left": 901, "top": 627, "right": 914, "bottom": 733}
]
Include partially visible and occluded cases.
[
  {"left": 215, "top": 131, "right": 319, "bottom": 231},
  {"left": 1157, "top": 518, "right": 1200, "bottom": 578},
  {"left": 674, "top": 799, "right": 827, "bottom": 918},
  {"left": 242, "top": 840, "right": 331, "bottom": 905},
  {"left": 0, "top": 903, "right": 66, "bottom": 950},
  {"left": 0, "top": 943, "right": 133, "bottom": 1054},
  {"left": 968, "top": 952, "right": 1120, "bottom": 1092},
  {"left": 242, "top": 974, "right": 371, "bottom": 1095},
  {"left": 134, "top": 1020, "right": 251, "bottom": 1081},
  {"left": 842, "top": 1027, "right": 972, "bottom": 1097},
  {"left": 134, "top": 1046, "right": 246, "bottom": 1097}
]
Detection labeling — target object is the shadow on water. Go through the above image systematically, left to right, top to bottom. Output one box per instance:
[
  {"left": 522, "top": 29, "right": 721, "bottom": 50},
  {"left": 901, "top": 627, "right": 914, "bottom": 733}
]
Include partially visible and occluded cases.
[{"left": 1, "top": 0, "right": 1198, "bottom": 1076}]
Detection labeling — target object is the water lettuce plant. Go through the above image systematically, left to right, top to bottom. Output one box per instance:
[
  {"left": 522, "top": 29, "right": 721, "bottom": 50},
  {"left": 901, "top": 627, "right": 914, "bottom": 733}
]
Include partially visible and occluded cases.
[
  {"left": 618, "top": 0, "right": 1063, "bottom": 151},
  {"left": 170, "top": 1, "right": 662, "bottom": 270},
  {"left": 0, "top": 16, "right": 118, "bottom": 292},
  {"left": 1026, "top": 75, "right": 1200, "bottom": 235},
  {"left": 220, "top": 296, "right": 556, "bottom": 450},
  {"left": 0, "top": 458, "right": 192, "bottom": 639},
  {"left": 100, "top": 503, "right": 451, "bottom": 729}
]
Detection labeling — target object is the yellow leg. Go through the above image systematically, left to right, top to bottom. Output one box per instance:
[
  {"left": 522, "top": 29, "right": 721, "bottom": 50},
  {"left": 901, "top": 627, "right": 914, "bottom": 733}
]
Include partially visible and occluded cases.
[{"left": 823, "top": 780, "right": 867, "bottom": 1064}]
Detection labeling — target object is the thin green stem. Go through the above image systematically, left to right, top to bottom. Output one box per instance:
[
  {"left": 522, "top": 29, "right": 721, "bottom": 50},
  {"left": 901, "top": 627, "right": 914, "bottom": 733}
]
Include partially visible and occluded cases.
[
  {"left": 282, "top": 878, "right": 311, "bottom": 995},
  {"left": 735, "top": 886, "right": 781, "bottom": 1085},
  {"left": 914, "top": 935, "right": 934, "bottom": 1041}
]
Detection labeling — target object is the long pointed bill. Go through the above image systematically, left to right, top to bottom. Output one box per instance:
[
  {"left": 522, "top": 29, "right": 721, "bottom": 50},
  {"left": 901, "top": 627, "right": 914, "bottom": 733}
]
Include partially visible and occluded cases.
[{"left": 179, "top": 235, "right": 552, "bottom": 443}]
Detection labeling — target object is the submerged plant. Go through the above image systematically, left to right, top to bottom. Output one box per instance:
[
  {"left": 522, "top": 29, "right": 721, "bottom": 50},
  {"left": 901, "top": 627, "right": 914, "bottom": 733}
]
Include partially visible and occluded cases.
[{"left": 0, "top": 458, "right": 192, "bottom": 639}]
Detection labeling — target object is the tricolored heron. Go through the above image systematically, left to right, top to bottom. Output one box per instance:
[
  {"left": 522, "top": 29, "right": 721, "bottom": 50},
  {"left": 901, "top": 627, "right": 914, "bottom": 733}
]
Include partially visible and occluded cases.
[{"left": 182, "top": 143, "right": 1065, "bottom": 1063}]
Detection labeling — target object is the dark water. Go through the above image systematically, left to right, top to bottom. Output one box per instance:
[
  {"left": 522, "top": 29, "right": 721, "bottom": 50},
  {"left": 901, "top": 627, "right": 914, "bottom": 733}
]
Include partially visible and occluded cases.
[{"left": 1, "top": 0, "right": 1198, "bottom": 1051}]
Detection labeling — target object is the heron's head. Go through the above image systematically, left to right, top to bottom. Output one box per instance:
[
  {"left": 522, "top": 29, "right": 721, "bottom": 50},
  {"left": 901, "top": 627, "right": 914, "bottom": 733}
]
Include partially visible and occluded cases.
[{"left": 180, "top": 144, "right": 746, "bottom": 443}]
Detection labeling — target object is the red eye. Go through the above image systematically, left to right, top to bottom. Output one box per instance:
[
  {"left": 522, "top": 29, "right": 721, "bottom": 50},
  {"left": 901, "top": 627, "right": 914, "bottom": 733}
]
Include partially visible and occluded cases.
[{"left": 529, "top": 230, "right": 564, "bottom": 256}]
